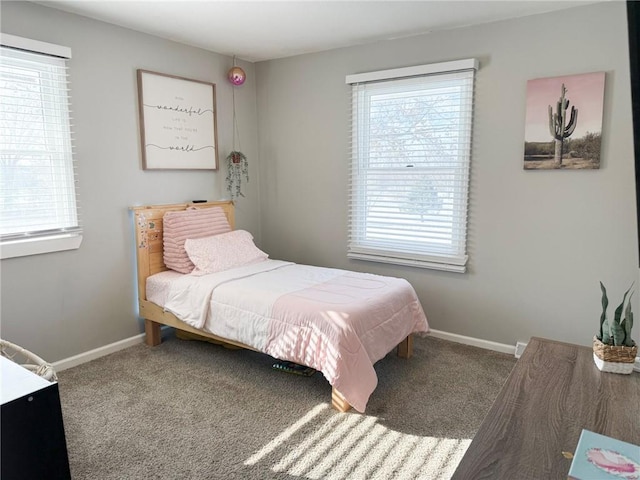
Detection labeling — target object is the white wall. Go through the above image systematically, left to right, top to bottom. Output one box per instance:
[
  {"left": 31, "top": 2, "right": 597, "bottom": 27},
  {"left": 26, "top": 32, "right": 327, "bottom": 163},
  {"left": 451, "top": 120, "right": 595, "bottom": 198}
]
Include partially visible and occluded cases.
[
  {"left": 0, "top": 1, "right": 261, "bottom": 361},
  {"left": 255, "top": 1, "right": 639, "bottom": 348}
]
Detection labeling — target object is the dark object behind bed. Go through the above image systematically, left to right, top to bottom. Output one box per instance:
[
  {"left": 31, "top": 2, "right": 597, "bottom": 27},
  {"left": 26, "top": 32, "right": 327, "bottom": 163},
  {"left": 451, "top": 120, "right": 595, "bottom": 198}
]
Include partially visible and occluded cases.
[{"left": 629, "top": 1, "right": 640, "bottom": 263}]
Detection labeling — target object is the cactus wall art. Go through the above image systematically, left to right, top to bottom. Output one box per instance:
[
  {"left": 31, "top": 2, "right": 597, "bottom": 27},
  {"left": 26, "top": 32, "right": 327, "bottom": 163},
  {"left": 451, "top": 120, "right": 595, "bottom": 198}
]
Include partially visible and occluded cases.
[
  {"left": 523, "top": 72, "right": 605, "bottom": 170},
  {"left": 549, "top": 83, "right": 578, "bottom": 166}
]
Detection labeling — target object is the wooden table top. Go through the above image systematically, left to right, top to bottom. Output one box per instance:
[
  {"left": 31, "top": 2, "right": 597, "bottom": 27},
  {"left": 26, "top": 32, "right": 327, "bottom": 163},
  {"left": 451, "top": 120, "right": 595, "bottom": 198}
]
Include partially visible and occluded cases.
[{"left": 451, "top": 336, "right": 640, "bottom": 480}]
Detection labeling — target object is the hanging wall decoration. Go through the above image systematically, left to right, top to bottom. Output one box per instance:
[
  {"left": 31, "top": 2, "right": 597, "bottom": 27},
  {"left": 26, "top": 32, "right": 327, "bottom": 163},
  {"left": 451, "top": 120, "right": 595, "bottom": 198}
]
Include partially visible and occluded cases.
[
  {"left": 226, "top": 57, "right": 249, "bottom": 198},
  {"left": 227, "top": 66, "right": 246, "bottom": 86},
  {"left": 137, "top": 69, "right": 218, "bottom": 170},
  {"left": 523, "top": 71, "right": 605, "bottom": 170},
  {"left": 226, "top": 150, "right": 248, "bottom": 199}
]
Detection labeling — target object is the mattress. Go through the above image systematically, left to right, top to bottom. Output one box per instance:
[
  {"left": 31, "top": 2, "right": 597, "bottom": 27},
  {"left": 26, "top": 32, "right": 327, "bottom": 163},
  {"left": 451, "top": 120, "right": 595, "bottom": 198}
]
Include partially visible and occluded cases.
[{"left": 147, "top": 270, "right": 183, "bottom": 307}]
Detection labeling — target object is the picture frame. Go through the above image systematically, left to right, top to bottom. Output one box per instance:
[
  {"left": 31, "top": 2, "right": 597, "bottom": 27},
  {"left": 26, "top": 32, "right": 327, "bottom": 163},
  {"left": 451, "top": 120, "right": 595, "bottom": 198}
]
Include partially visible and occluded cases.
[
  {"left": 137, "top": 69, "right": 218, "bottom": 170},
  {"left": 523, "top": 71, "right": 605, "bottom": 170}
]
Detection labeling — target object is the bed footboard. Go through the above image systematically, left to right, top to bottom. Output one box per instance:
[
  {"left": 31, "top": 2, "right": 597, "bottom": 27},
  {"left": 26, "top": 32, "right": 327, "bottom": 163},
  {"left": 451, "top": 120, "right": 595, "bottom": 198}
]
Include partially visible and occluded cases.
[
  {"left": 397, "top": 334, "right": 413, "bottom": 358},
  {"left": 331, "top": 388, "right": 351, "bottom": 412}
]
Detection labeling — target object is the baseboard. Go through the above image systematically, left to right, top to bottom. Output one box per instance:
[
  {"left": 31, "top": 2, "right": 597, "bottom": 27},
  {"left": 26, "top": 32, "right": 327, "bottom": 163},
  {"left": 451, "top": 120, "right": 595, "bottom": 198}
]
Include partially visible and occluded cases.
[
  {"left": 52, "top": 326, "right": 170, "bottom": 372},
  {"left": 52, "top": 327, "right": 514, "bottom": 372},
  {"left": 428, "top": 329, "right": 516, "bottom": 356}
]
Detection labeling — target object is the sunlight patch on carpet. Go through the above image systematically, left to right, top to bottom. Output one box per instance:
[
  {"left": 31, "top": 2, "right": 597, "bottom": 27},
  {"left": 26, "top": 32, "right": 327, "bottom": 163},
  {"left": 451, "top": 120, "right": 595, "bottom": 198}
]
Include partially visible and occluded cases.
[
  {"left": 244, "top": 403, "right": 472, "bottom": 479},
  {"left": 244, "top": 404, "right": 328, "bottom": 466}
]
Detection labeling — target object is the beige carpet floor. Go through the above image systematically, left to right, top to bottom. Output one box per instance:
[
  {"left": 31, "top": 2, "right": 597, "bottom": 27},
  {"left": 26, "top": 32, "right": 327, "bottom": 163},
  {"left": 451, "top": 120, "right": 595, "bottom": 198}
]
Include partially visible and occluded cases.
[{"left": 57, "top": 332, "right": 516, "bottom": 479}]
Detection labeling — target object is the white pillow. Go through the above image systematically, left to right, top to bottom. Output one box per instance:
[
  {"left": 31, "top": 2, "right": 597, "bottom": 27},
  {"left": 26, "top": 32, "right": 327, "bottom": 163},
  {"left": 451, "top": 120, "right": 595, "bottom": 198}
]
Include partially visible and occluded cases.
[{"left": 185, "top": 230, "right": 268, "bottom": 275}]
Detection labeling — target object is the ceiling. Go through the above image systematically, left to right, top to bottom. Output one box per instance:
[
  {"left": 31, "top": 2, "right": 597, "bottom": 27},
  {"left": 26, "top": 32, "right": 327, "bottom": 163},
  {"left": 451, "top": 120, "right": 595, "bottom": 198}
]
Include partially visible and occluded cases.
[{"left": 39, "top": 0, "right": 599, "bottom": 62}]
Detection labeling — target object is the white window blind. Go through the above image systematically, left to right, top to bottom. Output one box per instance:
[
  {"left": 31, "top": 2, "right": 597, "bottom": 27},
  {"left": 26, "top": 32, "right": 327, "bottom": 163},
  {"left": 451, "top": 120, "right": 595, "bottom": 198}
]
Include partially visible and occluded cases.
[
  {"left": 0, "top": 34, "right": 81, "bottom": 257},
  {"left": 346, "top": 59, "right": 477, "bottom": 273}
]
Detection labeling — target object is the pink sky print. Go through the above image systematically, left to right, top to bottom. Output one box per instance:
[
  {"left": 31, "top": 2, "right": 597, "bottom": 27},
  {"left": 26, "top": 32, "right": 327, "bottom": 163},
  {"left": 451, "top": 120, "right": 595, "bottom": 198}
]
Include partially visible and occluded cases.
[{"left": 525, "top": 71, "right": 605, "bottom": 142}]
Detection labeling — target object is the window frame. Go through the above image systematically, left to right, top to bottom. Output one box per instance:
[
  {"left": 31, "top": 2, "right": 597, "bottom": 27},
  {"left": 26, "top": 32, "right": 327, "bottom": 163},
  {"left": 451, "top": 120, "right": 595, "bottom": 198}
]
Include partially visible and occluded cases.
[
  {"left": 0, "top": 33, "right": 82, "bottom": 259},
  {"left": 346, "top": 59, "right": 477, "bottom": 273}
]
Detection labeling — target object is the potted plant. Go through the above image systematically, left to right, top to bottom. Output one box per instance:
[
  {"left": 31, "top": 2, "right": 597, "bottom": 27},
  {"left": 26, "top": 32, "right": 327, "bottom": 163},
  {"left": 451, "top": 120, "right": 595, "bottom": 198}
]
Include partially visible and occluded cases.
[
  {"left": 225, "top": 150, "right": 248, "bottom": 199},
  {"left": 593, "top": 282, "right": 637, "bottom": 374}
]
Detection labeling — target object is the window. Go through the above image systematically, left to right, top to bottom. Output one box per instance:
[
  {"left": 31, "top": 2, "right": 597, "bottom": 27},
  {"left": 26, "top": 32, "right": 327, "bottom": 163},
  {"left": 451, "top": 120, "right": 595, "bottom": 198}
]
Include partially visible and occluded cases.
[
  {"left": 0, "top": 34, "right": 81, "bottom": 259},
  {"left": 346, "top": 59, "right": 477, "bottom": 273}
]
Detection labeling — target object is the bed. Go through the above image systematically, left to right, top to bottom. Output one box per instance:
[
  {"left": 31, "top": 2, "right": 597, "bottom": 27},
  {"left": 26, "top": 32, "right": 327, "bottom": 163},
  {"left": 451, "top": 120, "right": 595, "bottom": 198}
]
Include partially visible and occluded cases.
[{"left": 130, "top": 201, "right": 429, "bottom": 412}]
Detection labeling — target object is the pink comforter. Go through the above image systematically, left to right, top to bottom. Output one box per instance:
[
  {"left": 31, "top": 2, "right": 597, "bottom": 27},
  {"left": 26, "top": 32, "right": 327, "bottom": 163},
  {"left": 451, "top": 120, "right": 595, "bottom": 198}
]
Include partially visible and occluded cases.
[{"left": 264, "top": 271, "right": 429, "bottom": 412}]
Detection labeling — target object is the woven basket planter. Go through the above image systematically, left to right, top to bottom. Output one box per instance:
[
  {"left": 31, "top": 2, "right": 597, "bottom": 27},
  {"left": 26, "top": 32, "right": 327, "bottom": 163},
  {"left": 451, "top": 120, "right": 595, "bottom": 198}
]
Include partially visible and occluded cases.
[
  {"left": 592, "top": 336, "right": 638, "bottom": 374},
  {"left": 0, "top": 338, "right": 57, "bottom": 381}
]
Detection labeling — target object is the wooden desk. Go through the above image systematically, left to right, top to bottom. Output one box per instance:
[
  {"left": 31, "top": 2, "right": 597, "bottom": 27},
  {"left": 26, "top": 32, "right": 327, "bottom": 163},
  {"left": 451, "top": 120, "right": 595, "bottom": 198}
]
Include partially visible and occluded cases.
[{"left": 452, "top": 337, "right": 640, "bottom": 480}]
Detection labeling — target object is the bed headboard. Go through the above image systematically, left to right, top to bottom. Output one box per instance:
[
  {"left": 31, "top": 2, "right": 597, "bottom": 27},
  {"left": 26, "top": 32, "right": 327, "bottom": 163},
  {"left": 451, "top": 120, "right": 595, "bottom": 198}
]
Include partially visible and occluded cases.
[{"left": 129, "top": 201, "right": 235, "bottom": 301}]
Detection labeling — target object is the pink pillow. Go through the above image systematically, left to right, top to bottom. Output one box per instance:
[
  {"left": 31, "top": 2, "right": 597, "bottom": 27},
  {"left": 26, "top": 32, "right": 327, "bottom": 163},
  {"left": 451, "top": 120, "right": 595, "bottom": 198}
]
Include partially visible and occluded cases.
[
  {"left": 163, "top": 207, "right": 231, "bottom": 274},
  {"left": 185, "top": 230, "right": 268, "bottom": 275}
]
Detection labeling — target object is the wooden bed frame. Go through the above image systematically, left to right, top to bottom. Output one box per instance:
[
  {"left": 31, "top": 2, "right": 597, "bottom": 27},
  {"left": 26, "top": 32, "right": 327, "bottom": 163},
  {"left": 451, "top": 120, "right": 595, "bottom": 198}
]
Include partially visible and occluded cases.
[{"left": 130, "top": 201, "right": 413, "bottom": 412}]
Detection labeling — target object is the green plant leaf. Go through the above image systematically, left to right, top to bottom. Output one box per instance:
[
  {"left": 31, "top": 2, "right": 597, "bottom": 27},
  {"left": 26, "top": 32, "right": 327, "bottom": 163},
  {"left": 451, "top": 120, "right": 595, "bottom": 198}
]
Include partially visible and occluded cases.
[
  {"left": 598, "top": 281, "right": 608, "bottom": 341},
  {"left": 612, "top": 285, "right": 633, "bottom": 346},
  {"left": 613, "top": 285, "right": 631, "bottom": 325},
  {"left": 623, "top": 293, "right": 635, "bottom": 347},
  {"left": 611, "top": 316, "right": 626, "bottom": 346}
]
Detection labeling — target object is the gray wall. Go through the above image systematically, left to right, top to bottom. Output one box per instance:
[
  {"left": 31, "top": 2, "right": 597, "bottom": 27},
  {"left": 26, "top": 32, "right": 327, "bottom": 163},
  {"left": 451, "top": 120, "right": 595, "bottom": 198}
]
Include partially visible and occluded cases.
[
  {"left": 0, "top": 1, "right": 261, "bottom": 361},
  {"left": 1, "top": 1, "right": 637, "bottom": 362},
  {"left": 256, "top": 1, "right": 639, "bottom": 348}
]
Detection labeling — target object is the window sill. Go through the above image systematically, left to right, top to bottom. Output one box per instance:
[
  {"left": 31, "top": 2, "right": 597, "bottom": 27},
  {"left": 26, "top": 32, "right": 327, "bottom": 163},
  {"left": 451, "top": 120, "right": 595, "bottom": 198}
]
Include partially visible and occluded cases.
[
  {"left": 1, "top": 233, "right": 83, "bottom": 259},
  {"left": 348, "top": 251, "right": 467, "bottom": 273}
]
